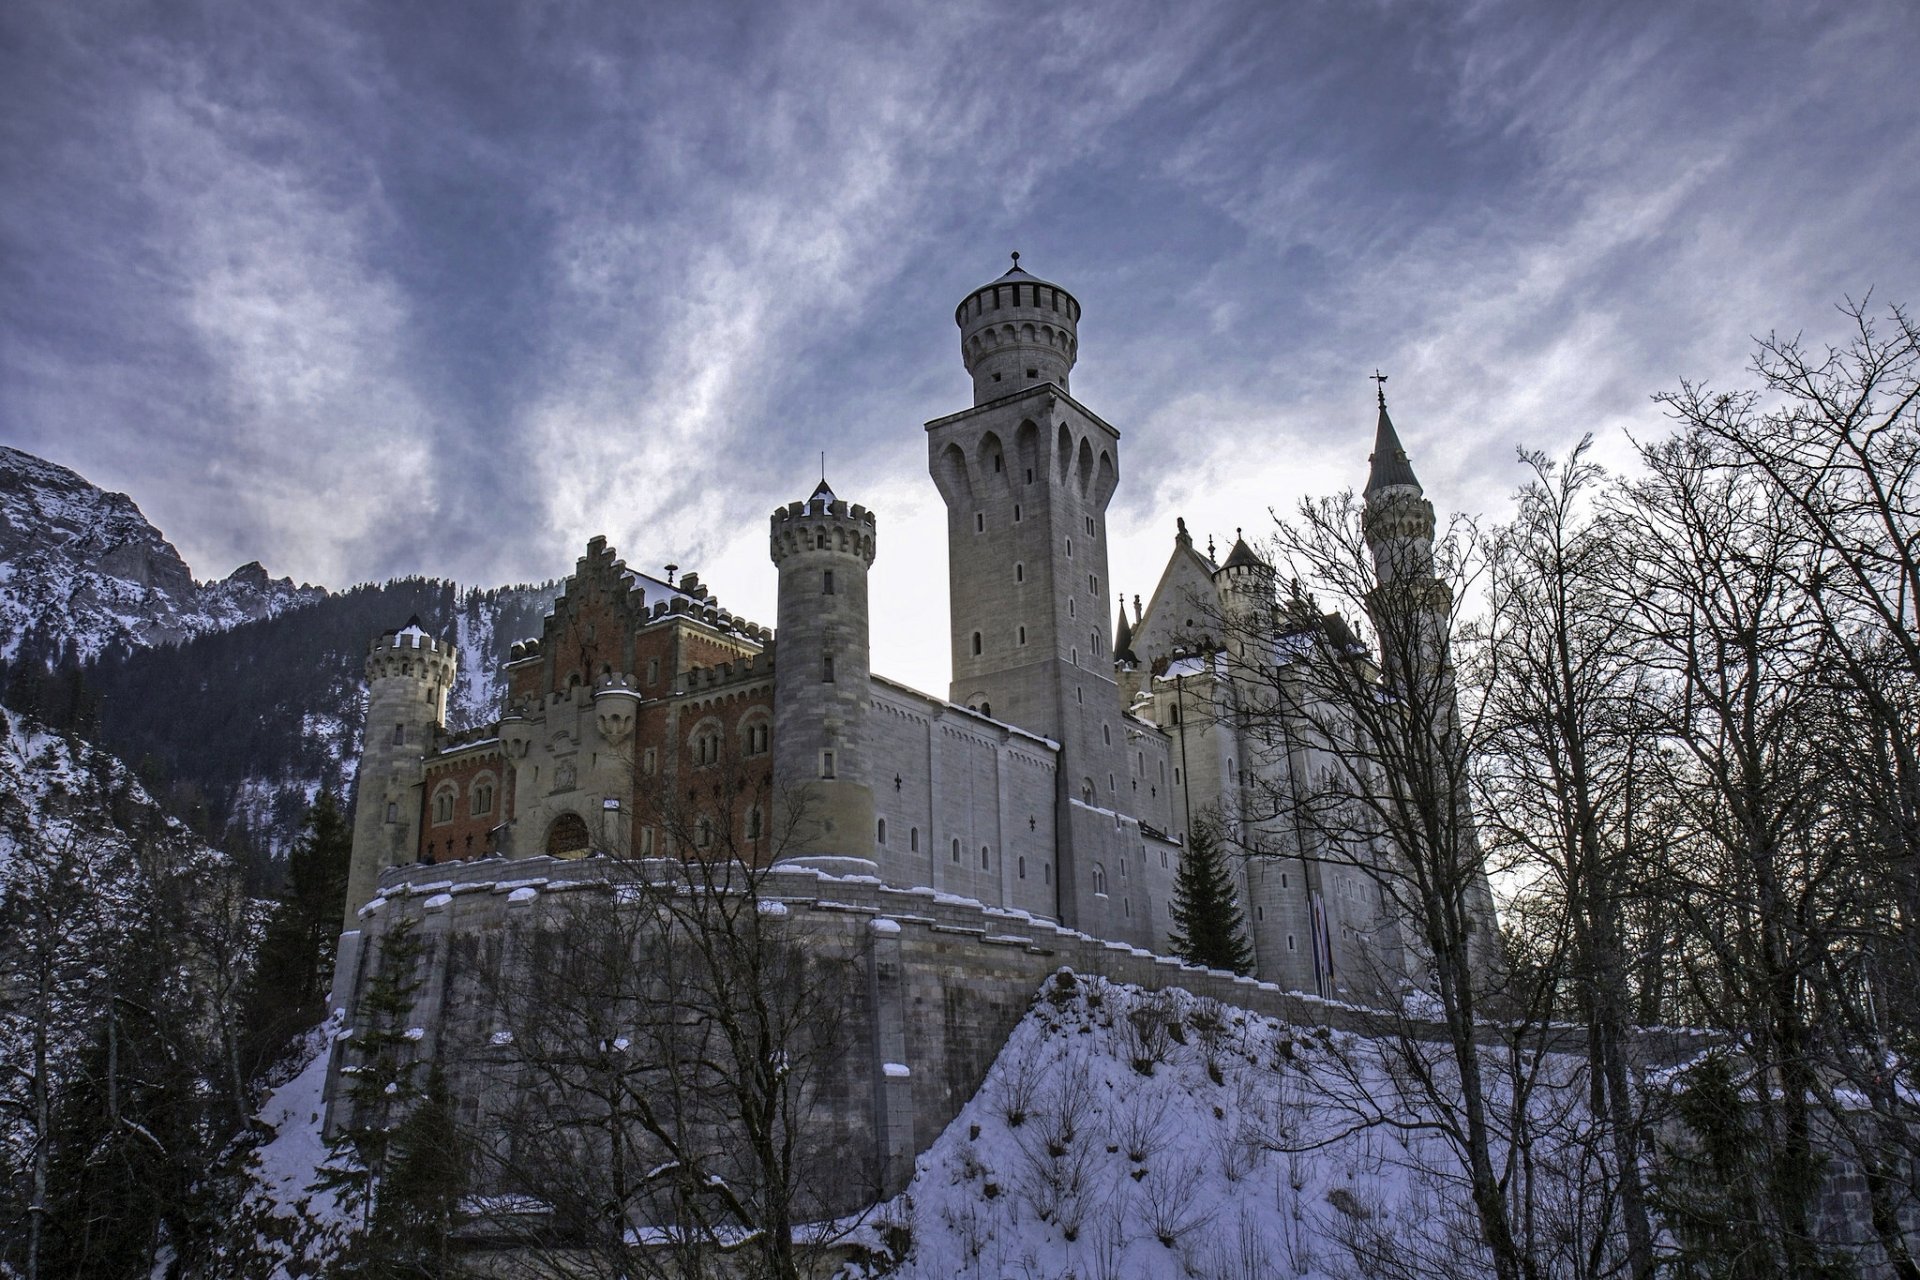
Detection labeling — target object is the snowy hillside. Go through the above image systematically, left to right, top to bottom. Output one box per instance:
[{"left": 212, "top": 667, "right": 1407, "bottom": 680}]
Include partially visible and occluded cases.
[
  {"left": 0, "top": 444, "right": 323, "bottom": 666},
  {"left": 865, "top": 972, "right": 1612, "bottom": 1280}
]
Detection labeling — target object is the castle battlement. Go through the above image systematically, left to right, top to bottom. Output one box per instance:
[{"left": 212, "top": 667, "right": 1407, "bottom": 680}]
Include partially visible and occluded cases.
[{"left": 769, "top": 491, "right": 878, "bottom": 566}]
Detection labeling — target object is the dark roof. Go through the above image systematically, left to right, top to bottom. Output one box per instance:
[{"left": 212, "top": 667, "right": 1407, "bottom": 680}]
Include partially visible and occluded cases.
[
  {"left": 965, "top": 255, "right": 1074, "bottom": 303},
  {"left": 1364, "top": 403, "right": 1422, "bottom": 497},
  {"left": 808, "top": 478, "right": 836, "bottom": 507},
  {"left": 1219, "top": 536, "right": 1269, "bottom": 573},
  {"left": 1114, "top": 605, "right": 1136, "bottom": 663},
  {"left": 1320, "top": 611, "right": 1362, "bottom": 653}
]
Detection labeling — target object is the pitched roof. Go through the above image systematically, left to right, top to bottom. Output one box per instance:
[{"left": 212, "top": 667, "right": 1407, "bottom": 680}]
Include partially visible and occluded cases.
[
  {"left": 1364, "top": 402, "right": 1422, "bottom": 497},
  {"left": 1219, "top": 536, "right": 1268, "bottom": 573}
]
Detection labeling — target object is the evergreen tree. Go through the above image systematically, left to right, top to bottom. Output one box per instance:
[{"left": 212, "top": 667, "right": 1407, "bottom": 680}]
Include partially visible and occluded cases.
[
  {"left": 241, "top": 791, "right": 352, "bottom": 1080},
  {"left": 1168, "top": 819, "right": 1254, "bottom": 974},
  {"left": 316, "top": 919, "right": 437, "bottom": 1263}
]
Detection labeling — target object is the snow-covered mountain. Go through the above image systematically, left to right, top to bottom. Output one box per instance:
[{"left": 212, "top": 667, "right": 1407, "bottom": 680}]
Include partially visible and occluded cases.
[{"left": 0, "top": 444, "right": 323, "bottom": 666}]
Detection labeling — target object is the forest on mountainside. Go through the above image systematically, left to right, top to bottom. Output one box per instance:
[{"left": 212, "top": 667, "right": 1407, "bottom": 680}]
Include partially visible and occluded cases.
[{"left": 0, "top": 576, "right": 558, "bottom": 874}]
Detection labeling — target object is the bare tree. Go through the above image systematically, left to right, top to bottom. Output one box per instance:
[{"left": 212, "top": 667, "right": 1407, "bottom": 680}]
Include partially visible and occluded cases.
[
  {"left": 1472, "top": 437, "right": 1659, "bottom": 1279},
  {"left": 1210, "top": 484, "right": 1548, "bottom": 1280},
  {"left": 469, "top": 754, "right": 869, "bottom": 1279}
]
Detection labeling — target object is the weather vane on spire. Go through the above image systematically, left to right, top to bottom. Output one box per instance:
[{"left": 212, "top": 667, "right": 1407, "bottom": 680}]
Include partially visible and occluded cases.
[{"left": 1370, "top": 369, "right": 1390, "bottom": 409}]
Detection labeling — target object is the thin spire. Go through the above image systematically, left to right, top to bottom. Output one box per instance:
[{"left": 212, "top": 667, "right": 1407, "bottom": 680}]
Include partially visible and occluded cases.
[
  {"left": 1370, "top": 369, "right": 1389, "bottom": 410},
  {"left": 1364, "top": 378, "right": 1422, "bottom": 498}
]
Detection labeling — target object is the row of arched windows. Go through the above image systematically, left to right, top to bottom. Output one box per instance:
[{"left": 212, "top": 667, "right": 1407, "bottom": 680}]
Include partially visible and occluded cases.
[{"left": 429, "top": 772, "right": 497, "bottom": 825}]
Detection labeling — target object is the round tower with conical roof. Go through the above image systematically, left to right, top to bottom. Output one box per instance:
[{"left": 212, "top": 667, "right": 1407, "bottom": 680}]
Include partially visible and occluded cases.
[
  {"left": 956, "top": 253, "right": 1080, "bottom": 405},
  {"left": 769, "top": 479, "right": 878, "bottom": 859},
  {"left": 342, "top": 618, "right": 456, "bottom": 930}
]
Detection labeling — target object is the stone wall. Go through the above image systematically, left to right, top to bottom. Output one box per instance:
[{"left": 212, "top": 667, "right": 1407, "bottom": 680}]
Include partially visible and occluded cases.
[{"left": 330, "top": 856, "right": 1720, "bottom": 1213}]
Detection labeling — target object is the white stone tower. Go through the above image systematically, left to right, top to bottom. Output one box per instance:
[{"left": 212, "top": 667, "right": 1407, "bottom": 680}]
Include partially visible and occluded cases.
[
  {"left": 928, "top": 257, "right": 1130, "bottom": 934},
  {"left": 770, "top": 479, "right": 878, "bottom": 858},
  {"left": 342, "top": 619, "right": 455, "bottom": 929}
]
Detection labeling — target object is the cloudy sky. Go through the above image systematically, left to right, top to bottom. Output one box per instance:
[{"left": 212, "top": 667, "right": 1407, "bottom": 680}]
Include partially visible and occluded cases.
[{"left": 4, "top": 0, "right": 1916, "bottom": 693}]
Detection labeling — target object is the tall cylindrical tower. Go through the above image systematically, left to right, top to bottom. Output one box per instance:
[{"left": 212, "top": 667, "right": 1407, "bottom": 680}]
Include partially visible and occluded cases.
[
  {"left": 956, "top": 254, "right": 1080, "bottom": 406},
  {"left": 769, "top": 481, "right": 878, "bottom": 857},
  {"left": 342, "top": 620, "right": 456, "bottom": 929}
]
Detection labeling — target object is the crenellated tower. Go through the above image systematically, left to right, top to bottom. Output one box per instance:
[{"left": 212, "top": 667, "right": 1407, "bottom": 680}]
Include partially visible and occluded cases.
[
  {"left": 929, "top": 257, "right": 1129, "bottom": 934},
  {"left": 769, "top": 480, "right": 878, "bottom": 858},
  {"left": 343, "top": 619, "right": 456, "bottom": 929}
]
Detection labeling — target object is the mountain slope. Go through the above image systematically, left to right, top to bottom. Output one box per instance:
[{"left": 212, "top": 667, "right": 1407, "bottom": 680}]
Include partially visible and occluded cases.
[{"left": 0, "top": 445, "right": 322, "bottom": 666}]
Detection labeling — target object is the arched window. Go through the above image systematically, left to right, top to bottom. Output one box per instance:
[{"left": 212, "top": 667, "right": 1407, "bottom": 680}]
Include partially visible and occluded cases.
[
  {"left": 1014, "top": 562, "right": 1024, "bottom": 582},
  {"left": 971, "top": 632, "right": 983, "bottom": 656},
  {"left": 741, "top": 717, "right": 770, "bottom": 756},
  {"left": 692, "top": 720, "right": 722, "bottom": 766},
  {"left": 470, "top": 774, "right": 496, "bottom": 817},
  {"left": 1081, "top": 778, "right": 1095, "bottom": 805},
  {"left": 432, "top": 784, "right": 457, "bottom": 825},
  {"left": 747, "top": 807, "right": 764, "bottom": 841},
  {"left": 545, "top": 812, "right": 590, "bottom": 858},
  {"left": 695, "top": 815, "right": 714, "bottom": 848},
  {"left": 877, "top": 817, "right": 888, "bottom": 845},
  {"left": 910, "top": 827, "right": 920, "bottom": 852},
  {"left": 951, "top": 838, "right": 961, "bottom": 863},
  {"left": 980, "top": 845, "right": 990, "bottom": 870},
  {"left": 1018, "top": 855, "right": 1027, "bottom": 879},
  {"left": 1092, "top": 862, "right": 1108, "bottom": 895}
]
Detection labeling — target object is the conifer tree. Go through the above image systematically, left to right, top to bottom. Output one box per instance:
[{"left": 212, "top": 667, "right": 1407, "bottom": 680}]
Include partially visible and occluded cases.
[
  {"left": 241, "top": 790, "right": 352, "bottom": 1080},
  {"left": 1168, "top": 819, "right": 1254, "bottom": 973},
  {"left": 317, "top": 918, "right": 429, "bottom": 1242}
]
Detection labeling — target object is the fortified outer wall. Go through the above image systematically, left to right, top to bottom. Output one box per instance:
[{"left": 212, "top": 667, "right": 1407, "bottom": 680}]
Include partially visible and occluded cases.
[{"left": 329, "top": 857, "right": 1716, "bottom": 1208}]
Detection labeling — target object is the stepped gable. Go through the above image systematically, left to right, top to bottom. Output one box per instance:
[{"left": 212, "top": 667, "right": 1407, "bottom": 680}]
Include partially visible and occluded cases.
[{"left": 513, "top": 535, "right": 766, "bottom": 703}]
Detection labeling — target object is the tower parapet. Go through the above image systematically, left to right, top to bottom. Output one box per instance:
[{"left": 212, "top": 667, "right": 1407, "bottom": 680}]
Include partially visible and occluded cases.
[
  {"left": 956, "top": 254, "right": 1080, "bottom": 406},
  {"left": 770, "top": 480, "right": 877, "bottom": 859},
  {"left": 343, "top": 620, "right": 457, "bottom": 929}
]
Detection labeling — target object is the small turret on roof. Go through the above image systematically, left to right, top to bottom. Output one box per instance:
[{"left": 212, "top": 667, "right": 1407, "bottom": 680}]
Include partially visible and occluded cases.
[
  {"left": 1219, "top": 529, "right": 1269, "bottom": 573},
  {"left": 1114, "top": 595, "right": 1137, "bottom": 665}
]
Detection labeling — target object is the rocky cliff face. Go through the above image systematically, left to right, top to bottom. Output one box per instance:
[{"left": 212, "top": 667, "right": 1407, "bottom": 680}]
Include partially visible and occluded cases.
[{"left": 0, "top": 445, "right": 324, "bottom": 666}]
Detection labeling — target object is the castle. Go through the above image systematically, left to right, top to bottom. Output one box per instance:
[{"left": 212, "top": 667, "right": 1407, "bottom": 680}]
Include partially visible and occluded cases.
[{"left": 339, "top": 257, "right": 1475, "bottom": 1003}]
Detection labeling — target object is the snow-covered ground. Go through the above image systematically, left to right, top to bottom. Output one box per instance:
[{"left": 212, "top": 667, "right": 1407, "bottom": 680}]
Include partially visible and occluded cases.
[
  {"left": 858, "top": 971, "right": 1597, "bottom": 1280},
  {"left": 229, "top": 1025, "right": 353, "bottom": 1278}
]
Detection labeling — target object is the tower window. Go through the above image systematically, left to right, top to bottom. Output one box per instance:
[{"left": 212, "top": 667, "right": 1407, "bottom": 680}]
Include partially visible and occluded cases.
[
  {"left": 1026, "top": 368, "right": 1037, "bottom": 379},
  {"left": 993, "top": 454, "right": 1003, "bottom": 473},
  {"left": 1025, "top": 468, "right": 1034, "bottom": 484},
  {"left": 1014, "top": 504, "right": 1022, "bottom": 523},
  {"left": 975, "top": 512, "right": 985, "bottom": 533},
  {"left": 817, "top": 532, "right": 828, "bottom": 549},
  {"left": 1066, "top": 537, "right": 1073, "bottom": 557},
  {"left": 1015, "top": 562, "right": 1024, "bottom": 582},
  {"left": 823, "top": 569, "right": 835, "bottom": 595},
  {"left": 1089, "top": 573, "right": 1098, "bottom": 594},
  {"left": 1069, "top": 599, "right": 1076, "bottom": 618},
  {"left": 1017, "top": 626, "right": 1027, "bottom": 645},
  {"left": 971, "top": 632, "right": 983, "bottom": 656},
  {"left": 823, "top": 654, "right": 836, "bottom": 682},
  {"left": 647, "top": 657, "right": 660, "bottom": 685},
  {"left": 1076, "top": 686, "right": 1084, "bottom": 704},
  {"left": 393, "top": 723, "right": 406, "bottom": 745},
  {"left": 1102, "top": 724, "right": 1111, "bottom": 745},
  {"left": 643, "top": 747, "right": 657, "bottom": 774},
  {"left": 821, "top": 750, "right": 836, "bottom": 779},
  {"left": 385, "top": 801, "right": 397, "bottom": 823},
  {"left": 747, "top": 807, "right": 763, "bottom": 840},
  {"left": 877, "top": 818, "right": 887, "bottom": 845},
  {"left": 911, "top": 827, "right": 919, "bottom": 852},
  {"left": 951, "top": 838, "right": 961, "bottom": 863},
  {"left": 981, "top": 845, "right": 990, "bottom": 869},
  {"left": 1018, "top": 855, "right": 1027, "bottom": 879},
  {"left": 1045, "top": 861, "right": 1052, "bottom": 884},
  {"left": 1092, "top": 863, "right": 1107, "bottom": 895},
  {"left": 1281, "top": 872, "right": 1289, "bottom": 888}
]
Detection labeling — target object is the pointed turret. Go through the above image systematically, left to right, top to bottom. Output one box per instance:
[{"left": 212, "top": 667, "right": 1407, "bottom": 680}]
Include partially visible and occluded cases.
[
  {"left": 1364, "top": 398, "right": 1421, "bottom": 497},
  {"left": 1114, "top": 595, "right": 1137, "bottom": 665}
]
